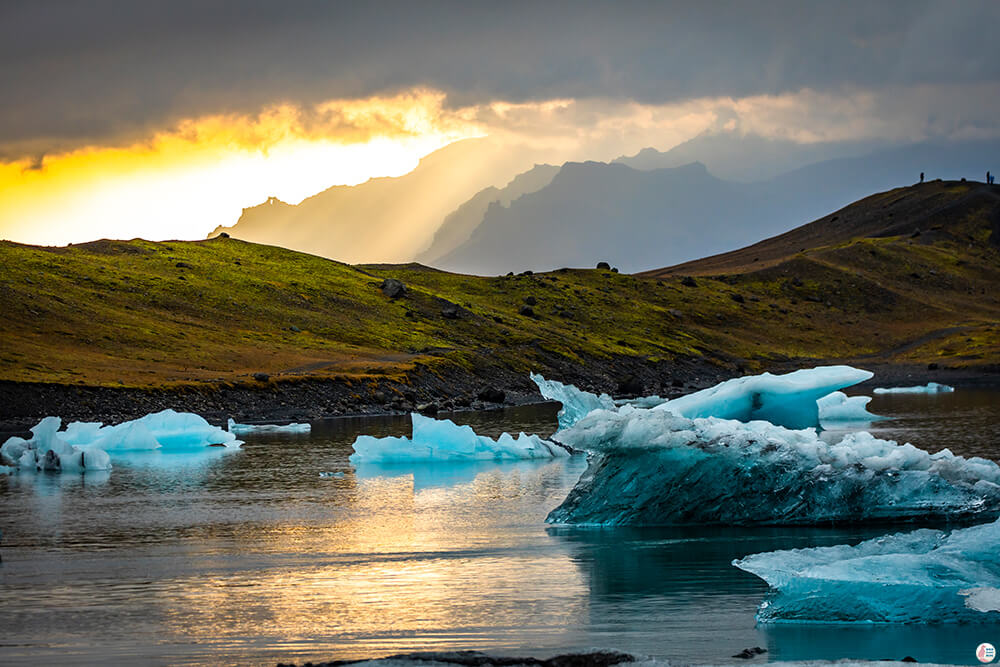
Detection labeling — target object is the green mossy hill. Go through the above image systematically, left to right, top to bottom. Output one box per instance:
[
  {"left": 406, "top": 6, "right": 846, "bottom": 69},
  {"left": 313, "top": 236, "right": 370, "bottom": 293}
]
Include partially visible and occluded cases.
[{"left": 1, "top": 180, "right": 998, "bottom": 390}]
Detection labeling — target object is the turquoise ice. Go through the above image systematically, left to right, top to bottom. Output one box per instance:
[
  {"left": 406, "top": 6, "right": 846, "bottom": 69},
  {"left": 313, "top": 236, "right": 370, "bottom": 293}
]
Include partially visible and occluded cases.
[{"left": 734, "top": 518, "right": 1000, "bottom": 623}]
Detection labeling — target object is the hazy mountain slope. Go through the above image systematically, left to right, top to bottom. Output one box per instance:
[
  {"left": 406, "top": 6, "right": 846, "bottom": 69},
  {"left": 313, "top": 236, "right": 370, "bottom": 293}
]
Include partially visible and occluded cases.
[
  {"left": 613, "top": 131, "right": 879, "bottom": 182},
  {"left": 211, "top": 138, "right": 542, "bottom": 264},
  {"left": 434, "top": 140, "right": 1000, "bottom": 275},
  {"left": 416, "top": 163, "right": 560, "bottom": 265}
]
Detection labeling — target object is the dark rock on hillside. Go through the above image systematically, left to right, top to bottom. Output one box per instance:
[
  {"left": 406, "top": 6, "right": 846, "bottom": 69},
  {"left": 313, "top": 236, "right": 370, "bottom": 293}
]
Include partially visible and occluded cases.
[
  {"left": 596, "top": 261, "right": 611, "bottom": 270},
  {"left": 381, "top": 278, "right": 406, "bottom": 299}
]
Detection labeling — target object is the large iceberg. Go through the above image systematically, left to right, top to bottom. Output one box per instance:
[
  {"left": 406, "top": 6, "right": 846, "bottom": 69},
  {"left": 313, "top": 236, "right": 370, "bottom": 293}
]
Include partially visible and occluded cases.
[
  {"left": 533, "top": 366, "right": 873, "bottom": 431},
  {"left": 874, "top": 382, "right": 954, "bottom": 394},
  {"left": 816, "top": 391, "right": 881, "bottom": 422},
  {"left": 546, "top": 407, "right": 1000, "bottom": 526},
  {"left": 350, "top": 413, "right": 572, "bottom": 463},
  {"left": 1, "top": 417, "right": 112, "bottom": 472},
  {"left": 227, "top": 418, "right": 311, "bottom": 435},
  {"left": 733, "top": 518, "right": 1000, "bottom": 623}
]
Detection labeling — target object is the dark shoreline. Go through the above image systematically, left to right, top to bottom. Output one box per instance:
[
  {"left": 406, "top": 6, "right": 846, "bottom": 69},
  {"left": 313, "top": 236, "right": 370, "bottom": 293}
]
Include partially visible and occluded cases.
[{"left": 1, "top": 358, "right": 997, "bottom": 435}]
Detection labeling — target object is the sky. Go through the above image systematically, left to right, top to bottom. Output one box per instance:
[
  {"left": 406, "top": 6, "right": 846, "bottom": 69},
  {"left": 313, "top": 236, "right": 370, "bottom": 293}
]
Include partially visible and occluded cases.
[{"left": 2, "top": 0, "right": 1000, "bottom": 245}]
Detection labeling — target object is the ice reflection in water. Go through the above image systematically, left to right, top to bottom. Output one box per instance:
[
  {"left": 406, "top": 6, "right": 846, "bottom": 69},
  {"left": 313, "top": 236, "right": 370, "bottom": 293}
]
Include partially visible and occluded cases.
[{"left": 0, "top": 395, "right": 999, "bottom": 665}]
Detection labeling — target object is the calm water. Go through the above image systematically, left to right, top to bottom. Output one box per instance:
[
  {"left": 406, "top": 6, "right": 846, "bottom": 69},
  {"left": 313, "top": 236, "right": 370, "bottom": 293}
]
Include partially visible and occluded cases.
[{"left": 1, "top": 389, "right": 999, "bottom": 666}]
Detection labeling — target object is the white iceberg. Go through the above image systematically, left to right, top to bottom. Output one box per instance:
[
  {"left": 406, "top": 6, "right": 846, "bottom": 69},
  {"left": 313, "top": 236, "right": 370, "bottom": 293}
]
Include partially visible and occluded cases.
[
  {"left": 533, "top": 366, "right": 874, "bottom": 431},
  {"left": 874, "top": 382, "right": 954, "bottom": 394},
  {"left": 816, "top": 391, "right": 881, "bottom": 422},
  {"left": 546, "top": 406, "right": 1000, "bottom": 526},
  {"left": 350, "top": 413, "right": 572, "bottom": 463},
  {"left": 1, "top": 417, "right": 112, "bottom": 473},
  {"left": 227, "top": 418, "right": 311, "bottom": 435},
  {"left": 734, "top": 518, "right": 1000, "bottom": 623}
]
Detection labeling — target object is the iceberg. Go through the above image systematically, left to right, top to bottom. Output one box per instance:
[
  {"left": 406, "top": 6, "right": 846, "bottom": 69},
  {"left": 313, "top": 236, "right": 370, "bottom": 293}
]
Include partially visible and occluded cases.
[
  {"left": 533, "top": 366, "right": 874, "bottom": 431},
  {"left": 652, "top": 366, "right": 874, "bottom": 430},
  {"left": 531, "top": 372, "right": 615, "bottom": 430},
  {"left": 874, "top": 382, "right": 954, "bottom": 394},
  {"left": 816, "top": 391, "right": 881, "bottom": 422},
  {"left": 547, "top": 407, "right": 1000, "bottom": 526},
  {"left": 67, "top": 409, "right": 241, "bottom": 451},
  {"left": 350, "top": 413, "right": 572, "bottom": 463},
  {"left": 1, "top": 417, "right": 112, "bottom": 472},
  {"left": 227, "top": 418, "right": 311, "bottom": 435},
  {"left": 734, "top": 519, "right": 1000, "bottom": 623}
]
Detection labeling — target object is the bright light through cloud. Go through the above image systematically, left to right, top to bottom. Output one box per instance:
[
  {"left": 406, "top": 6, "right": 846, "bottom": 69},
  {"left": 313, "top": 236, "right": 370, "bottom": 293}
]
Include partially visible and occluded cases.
[{"left": 0, "top": 90, "right": 483, "bottom": 245}]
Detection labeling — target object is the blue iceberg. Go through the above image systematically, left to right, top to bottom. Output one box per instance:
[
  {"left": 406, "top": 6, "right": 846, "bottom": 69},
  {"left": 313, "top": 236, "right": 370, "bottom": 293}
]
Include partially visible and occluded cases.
[
  {"left": 533, "top": 366, "right": 874, "bottom": 431},
  {"left": 874, "top": 382, "right": 954, "bottom": 394},
  {"left": 546, "top": 407, "right": 1000, "bottom": 526},
  {"left": 62, "top": 409, "right": 242, "bottom": 450},
  {"left": 1, "top": 410, "right": 242, "bottom": 475},
  {"left": 350, "top": 413, "right": 573, "bottom": 463},
  {"left": 734, "top": 518, "right": 1000, "bottom": 623}
]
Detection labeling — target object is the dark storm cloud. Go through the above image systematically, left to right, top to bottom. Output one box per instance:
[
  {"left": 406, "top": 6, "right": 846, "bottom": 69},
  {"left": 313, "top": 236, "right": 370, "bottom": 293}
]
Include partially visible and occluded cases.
[{"left": 2, "top": 0, "right": 999, "bottom": 157}]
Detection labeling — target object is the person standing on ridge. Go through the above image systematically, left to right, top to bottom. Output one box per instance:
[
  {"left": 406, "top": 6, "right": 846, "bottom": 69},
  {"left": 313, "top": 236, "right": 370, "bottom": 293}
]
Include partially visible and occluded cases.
[{"left": 920, "top": 172, "right": 924, "bottom": 183}]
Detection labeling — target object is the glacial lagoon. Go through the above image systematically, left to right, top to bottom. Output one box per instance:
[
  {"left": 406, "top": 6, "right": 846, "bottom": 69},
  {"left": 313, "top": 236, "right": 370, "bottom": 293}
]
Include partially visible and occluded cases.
[{"left": 1, "top": 389, "right": 999, "bottom": 666}]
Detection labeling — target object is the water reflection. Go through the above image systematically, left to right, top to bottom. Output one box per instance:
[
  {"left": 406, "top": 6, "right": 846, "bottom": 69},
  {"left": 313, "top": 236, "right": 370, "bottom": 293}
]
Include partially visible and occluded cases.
[{"left": 2, "top": 395, "right": 1000, "bottom": 665}]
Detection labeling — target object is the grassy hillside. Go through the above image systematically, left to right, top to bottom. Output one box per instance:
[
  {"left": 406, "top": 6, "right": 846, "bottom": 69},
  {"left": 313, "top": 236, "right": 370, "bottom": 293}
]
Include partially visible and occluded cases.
[{"left": 1, "top": 180, "right": 998, "bottom": 391}]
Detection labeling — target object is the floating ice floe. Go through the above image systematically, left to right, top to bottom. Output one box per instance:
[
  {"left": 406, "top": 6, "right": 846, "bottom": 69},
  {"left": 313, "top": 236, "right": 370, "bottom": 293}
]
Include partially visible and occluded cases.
[
  {"left": 534, "top": 366, "right": 873, "bottom": 431},
  {"left": 874, "top": 382, "right": 954, "bottom": 394},
  {"left": 816, "top": 391, "right": 881, "bottom": 422},
  {"left": 546, "top": 407, "right": 1000, "bottom": 526},
  {"left": 62, "top": 409, "right": 242, "bottom": 450},
  {"left": 1, "top": 410, "right": 241, "bottom": 474},
  {"left": 350, "top": 413, "right": 572, "bottom": 463},
  {"left": 1, "top": 417, "right": 112, "bottom": 472},
  {"left": 227, "top": 418, "right": 311, "bottom": 435},
  {"left": 733, "top": 518, "right": 1000, "bottom": 623}
]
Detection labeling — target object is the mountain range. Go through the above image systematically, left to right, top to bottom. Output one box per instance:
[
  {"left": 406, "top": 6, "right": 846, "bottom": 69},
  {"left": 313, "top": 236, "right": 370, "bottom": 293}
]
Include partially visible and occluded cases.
[{"left": 214, "top": 131, "right": 1000, "bottom": 275}]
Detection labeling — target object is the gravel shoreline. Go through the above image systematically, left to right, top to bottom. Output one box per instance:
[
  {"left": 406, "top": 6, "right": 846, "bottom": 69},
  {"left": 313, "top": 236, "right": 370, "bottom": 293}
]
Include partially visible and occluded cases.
[{"left": 2, "top": 359, "right": 996, "bottom": 436}]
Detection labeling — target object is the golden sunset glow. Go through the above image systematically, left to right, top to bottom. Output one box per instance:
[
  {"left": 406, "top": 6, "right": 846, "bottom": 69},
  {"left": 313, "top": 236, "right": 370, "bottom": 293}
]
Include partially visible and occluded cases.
[{"left": 0, "top": 90, "right": 483, "bottom": 245}]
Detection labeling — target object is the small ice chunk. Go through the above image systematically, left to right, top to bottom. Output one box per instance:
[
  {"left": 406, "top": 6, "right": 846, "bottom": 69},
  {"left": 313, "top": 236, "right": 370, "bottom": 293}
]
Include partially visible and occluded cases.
[
  {"left": 873, "top": 382, "right": 954, "bottom": 394},
  {"left": 817, "top": 391, "right": 881, "bottom": 422},
  {"left": 547, "top": 407, "right": 1000, "bottom": 526},
  {"left": 350, "top": 413, "right": 572, "bottom": 463},
  {"left": 228, "top": 418, "right": 311, "bottom": 435},
  {"left": 319, "top": 471, "right": 345, "bottom": 478},
  {"left": 734, "top": 518, "right": 1000, "bottom": 623},
  {"left": 961, "top": 587, "right": 1000, "bottom": 613}
]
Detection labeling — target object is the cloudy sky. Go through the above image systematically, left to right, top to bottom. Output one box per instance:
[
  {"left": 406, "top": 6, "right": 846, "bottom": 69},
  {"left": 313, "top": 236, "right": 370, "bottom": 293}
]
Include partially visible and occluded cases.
[{"left": 3, "top": 0, "right": 999, "bottom": 244}]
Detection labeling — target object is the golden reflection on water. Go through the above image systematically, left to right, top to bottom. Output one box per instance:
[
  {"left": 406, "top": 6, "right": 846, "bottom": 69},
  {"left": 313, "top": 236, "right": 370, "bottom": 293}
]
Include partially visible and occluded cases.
[{"left": 155, "top": 463, "right": 587, "bottom": 658}]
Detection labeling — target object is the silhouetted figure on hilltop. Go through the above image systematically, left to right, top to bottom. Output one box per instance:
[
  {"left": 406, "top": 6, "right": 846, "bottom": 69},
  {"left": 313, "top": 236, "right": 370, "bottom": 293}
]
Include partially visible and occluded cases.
[{"left": 919, "top": 172, "right": 924, "bottom": 184}]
